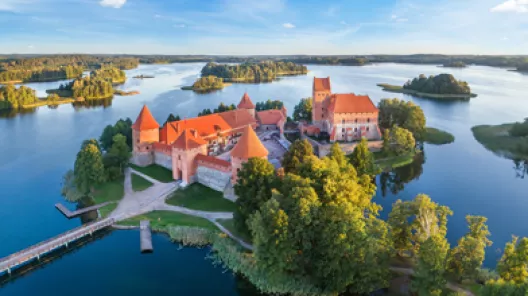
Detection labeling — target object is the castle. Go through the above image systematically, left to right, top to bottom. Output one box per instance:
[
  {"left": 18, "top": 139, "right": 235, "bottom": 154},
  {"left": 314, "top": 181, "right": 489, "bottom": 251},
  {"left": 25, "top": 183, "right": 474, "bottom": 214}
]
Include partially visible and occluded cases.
[
  {"left": 131, "top": 77, "right": 381, "bottom": 191},
  {"left": 307, "top": 77, "right": 381, "bottom": 142},
  {"left": 131, "top": 93, "right": 286, "bottom": 190}
]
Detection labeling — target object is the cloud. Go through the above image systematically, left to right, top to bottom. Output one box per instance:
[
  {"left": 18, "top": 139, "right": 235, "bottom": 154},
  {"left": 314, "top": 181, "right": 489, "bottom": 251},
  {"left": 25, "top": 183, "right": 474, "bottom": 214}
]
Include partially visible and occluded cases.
[
  {"left": 0, "top": 0, "right": 35, "bottom": 12},
  {"left": 100, "top": 0, "right": 127, "bottom": 9},
  {"left": 490, "top": 0, "right": 528, "bottom": 12},
  {"left": 396, "top": 18, "right": 408, "bottom": 22},
  {"left": 340, "top": 21, "right": 347, "bottom": 25},
  {"left": 283, "top": 23, "right": 295, "bottom": 29},
  {"left": 174, "top": 24, "right": 186, "bottom": 28},
  {"left": 28, "top": 45, "right": 34, "bottom": 49}
]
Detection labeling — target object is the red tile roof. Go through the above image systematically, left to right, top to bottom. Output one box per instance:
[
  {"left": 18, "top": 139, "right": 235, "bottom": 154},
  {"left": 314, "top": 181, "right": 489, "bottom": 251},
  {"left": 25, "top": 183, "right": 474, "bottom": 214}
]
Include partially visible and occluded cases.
[
  {"left": 313, "top": 77, "right": 331, "bottom": 92},
  {"left": 237, "top": 93, "right": 255, "bottom": 109},
  {"left": 327, "top": 94, "right": 378, "bottom": 114},
  {"left": 132, "top": 105, "right": 160, "bottom": 131},
  {"left": 162, "top": 109, "right": 257, "bottom": 145},
  {"left": 257, "top": 109, "right": 285, "bottom": 125},
  {"left": 230, "top": 125, "right": 268, "bottom": 159},
  {"left": 172, "top": 129, "right": 207, "bottom": 150},
  {"left": 195, "top": 154, "right": 231, "bottom": 169}
]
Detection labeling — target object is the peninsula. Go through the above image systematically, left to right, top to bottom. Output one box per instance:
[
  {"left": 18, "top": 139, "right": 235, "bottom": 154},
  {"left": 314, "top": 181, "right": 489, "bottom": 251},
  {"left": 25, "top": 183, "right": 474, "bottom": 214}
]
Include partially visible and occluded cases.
[
  {"left": 442, "top": 61, "right": 467, "bottom": 68},
  {"left": 377, "top": 73, "right": 477, "bottom": 100},
  {"left": 472, "top": 119, "right": 528, "bottom": 160}
]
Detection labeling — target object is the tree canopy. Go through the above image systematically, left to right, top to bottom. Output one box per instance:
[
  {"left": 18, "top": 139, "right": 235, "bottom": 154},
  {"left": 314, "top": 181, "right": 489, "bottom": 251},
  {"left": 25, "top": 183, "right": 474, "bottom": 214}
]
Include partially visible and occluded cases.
[
  {"left": 201, "top": 61, "right": 307, "bottom": 83},
  {"left": 90, "top": 66, "right": 127, "bottom": 84},
  {"left": 403, "top": 73, "right": 471, "bottom": 95},
  {"left": 0, "top": 84, "right": 38, "bottom": 110},
  {"left": 293, "top": 98, "right": 312, "bottom": 122},
  {"left": 378, "top": 98, "right": 426, "bottom": 140},
  {"left": 255, "top": 99, "right": 283, "bottom": 111},
  {"left": 99, "top": 118, "right": 133, "bottom": 151},
  {"left": 349, "top": 137, "right": 379, "bottom": 176},
  {"left": 281, "top": 139, "right": 314, "bottom": 173},
  {"left": 73, "top": 140, "right": 106, "bottom": 194}
]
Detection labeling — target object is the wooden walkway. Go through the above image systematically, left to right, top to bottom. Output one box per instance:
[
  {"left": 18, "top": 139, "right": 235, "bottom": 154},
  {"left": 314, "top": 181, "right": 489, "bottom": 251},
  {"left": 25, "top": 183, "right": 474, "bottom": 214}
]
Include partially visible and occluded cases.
[
  {"left": 55, "top": 202, "right": 111, "bottom": 219},
  {"left": 0, "top": 218, "right": 114, "bottom": 275},
  {"left": 139, "top": 220, "right": 153, "bottom": 253}
]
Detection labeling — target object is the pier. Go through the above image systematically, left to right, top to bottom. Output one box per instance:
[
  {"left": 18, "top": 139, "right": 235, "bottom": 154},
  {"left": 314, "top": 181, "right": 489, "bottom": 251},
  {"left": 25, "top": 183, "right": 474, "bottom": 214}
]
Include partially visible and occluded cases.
[
  {"left": 55, "top": 202, "right": 111, "bottom": 219},
  {"left": 0, "top": 218, "right": 114, "bottom": 275},
  {"left": 140, "top": 220, "right": 153, "bottom": 253}
]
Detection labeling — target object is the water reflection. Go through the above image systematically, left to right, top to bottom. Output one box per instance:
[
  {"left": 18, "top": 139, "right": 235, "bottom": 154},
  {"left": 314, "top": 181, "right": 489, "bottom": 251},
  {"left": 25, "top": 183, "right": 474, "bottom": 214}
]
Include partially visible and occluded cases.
[
  {"left": 378, "top": 152, "right": 425, "bottom": 197},
  {"left": 514, "top": 159, "right": 528, "bottom": 179}
]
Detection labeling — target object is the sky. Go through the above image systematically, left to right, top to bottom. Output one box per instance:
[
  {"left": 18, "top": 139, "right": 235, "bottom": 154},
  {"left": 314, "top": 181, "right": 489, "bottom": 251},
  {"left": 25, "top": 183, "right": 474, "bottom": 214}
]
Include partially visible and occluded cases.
[{"left": 0, "top": 0, "right": 527, "bottom": 55}]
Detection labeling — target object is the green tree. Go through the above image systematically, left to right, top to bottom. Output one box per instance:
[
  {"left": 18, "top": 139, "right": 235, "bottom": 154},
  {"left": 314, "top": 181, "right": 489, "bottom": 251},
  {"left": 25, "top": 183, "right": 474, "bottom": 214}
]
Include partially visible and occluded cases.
[
  {"left": 47, "top": 93, "right": 60, "bottom": 103},
  {"left": 293, "top": 98, "right": 312, "bottom": 122},
  {"left": 378, "top": 98, "right": 426, "bottom": 141},
  {"left": 166, "top": 113, "right": 181, "bottom": 123},
  {"left": 385, "top": 126, "right": 416, "bottom": 156},
  {"left": 107, "top": 134, "right": 130, "bottom": 172},
  {"left": 349, "top": 137, "right": 379, "bottom": 176},
  {"left": 281, "top": 139, "right": 313, "bottom": 173},
  {"left": 74, "top": 141, "right": 106, "bottom": 194},
  {"left": 327, "top": 142, "right": 346, "bottom": 167},
  {"left": 234, "top": 157, "right": 277, "bottom": 234},
  {"left": 60, "top": 169, "right": 84, "bottom": 202},
  {"left": 448, "top": 216, "right": 492, "bottom": 281},
  {"left": 412, "top": 234, "right": 450, "bottom": 295},
  {"left": 497, "top": 236, "right": 528, "bottom": 283}
]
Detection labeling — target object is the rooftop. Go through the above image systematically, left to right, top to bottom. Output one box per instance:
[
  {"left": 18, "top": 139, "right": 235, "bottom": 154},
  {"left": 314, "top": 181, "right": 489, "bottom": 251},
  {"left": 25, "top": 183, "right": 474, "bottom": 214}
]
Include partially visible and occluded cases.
[
  {"left": 313, "top": 77, "right": 331, "bottom": 92},
  {"left": 237, "top": 92, "right": 255, "bottom": 109},
  {"left": 327, "top": 94, "right": 378, "bottom": 114},
  {"left": 132, "top": 105, "right": 160, "bottom": 131},
  {"left": 257, "top": 109, "right": 285, "bottom": 125},
  {"left": 230, "top": 125, "right": 269, "bottom": 159},
  {"left": 172, "top": 129, "right": 208, "bottom": 150}
]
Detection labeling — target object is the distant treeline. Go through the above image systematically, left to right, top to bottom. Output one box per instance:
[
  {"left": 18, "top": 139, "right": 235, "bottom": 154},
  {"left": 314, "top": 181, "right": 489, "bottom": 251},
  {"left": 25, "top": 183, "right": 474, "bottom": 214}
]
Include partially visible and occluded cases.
[
  {"left": 201, "top": 61, "right": 307, "bottom": 83},
  {"left": 0, "top": 65, "right": 84, "bottom": 83},
  {"left": 404, "top": 74, "right": 471, "bottom": 95},
  {"left": 0, "top": 84, "right": 38, "bottom": 110},
  {"left": 256, "top": 100, "right": 283, "bottom": 111}
]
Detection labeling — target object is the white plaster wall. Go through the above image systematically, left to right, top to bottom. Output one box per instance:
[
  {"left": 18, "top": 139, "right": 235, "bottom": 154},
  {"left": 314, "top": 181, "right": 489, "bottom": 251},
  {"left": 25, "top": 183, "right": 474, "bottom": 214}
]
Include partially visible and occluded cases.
[
  {"left": 154, "top": 152, "right": 172, "bottom": 170},
  {"left": 196, "top": 166, "right": 231, "bottom": 192}
]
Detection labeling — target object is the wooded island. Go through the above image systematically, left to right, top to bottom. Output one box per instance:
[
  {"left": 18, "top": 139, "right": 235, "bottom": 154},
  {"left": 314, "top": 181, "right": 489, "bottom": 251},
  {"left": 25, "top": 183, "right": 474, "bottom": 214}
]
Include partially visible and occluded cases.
[{"left": 200, "top": 61, "right": 308, "bottom": 83}]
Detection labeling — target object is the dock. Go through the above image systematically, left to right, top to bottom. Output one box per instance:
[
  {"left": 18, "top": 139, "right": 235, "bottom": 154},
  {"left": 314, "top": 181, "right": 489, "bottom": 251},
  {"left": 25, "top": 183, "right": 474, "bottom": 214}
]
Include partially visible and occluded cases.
[
  {"left": 55, "top": 202, "right": 111, "bottom": 219},
  {"left": 0, "top": 218, "right": 114, "bottom": 275},
  {"left": 140, "top": 220, "right": 153, "bottom": 253}
]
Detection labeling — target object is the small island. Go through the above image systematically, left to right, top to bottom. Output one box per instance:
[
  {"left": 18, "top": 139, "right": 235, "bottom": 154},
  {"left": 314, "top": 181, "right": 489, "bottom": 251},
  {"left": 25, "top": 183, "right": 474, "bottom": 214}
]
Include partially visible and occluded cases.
[
  {"left": 200, "top": 61, "right": 308, "bottom": 83},
  {"left": 442, "top": 61, "right": 467, "bottom": 68},
  {"left": 516, "top": 62, "right": 528, "bottom": 73},
  {"left": 90, "top": 66, "right": 127, "bottom": 84},
  {"left": 377, "top": 73, "right": 477, "bottom": 100},
  {"left": 133, "top": 75, "right": 155, "bottom": 79},
  {"left": 181, "top": 75, "right": 230, "bottom": 92},
  {"left": 113, "top": 89, "right": 140, "bottom": 96},
  {"left": 472, "top": 119, "right": 528, "bottom": 160}
]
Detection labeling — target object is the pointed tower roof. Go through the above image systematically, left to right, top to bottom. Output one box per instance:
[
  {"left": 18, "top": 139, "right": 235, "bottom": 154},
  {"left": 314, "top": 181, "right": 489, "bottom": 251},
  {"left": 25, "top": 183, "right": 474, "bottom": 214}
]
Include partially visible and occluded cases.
[
  {"left": 313, "top": 77, "right": 331, "bottom": 92},
  {"left": 237, "top": 92, "right": 255, "bottom": 109},
  {"left": 132, "top": 105, "right": 160, "bottom": 131},
  {"left": 230, "top": 125, "right": 268, "bottom": 159},
  {"left": 172, "top": 129, "right": 207, "bottom": 150}
]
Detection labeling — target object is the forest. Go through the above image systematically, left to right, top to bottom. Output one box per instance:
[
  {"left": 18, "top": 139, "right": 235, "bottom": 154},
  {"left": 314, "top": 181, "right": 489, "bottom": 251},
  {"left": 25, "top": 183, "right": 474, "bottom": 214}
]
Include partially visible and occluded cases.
[
  {"left": 200, "top": 61, "right": 308, "bottom": 82},
  {"left": 0, "top": 65, "right": 84, "bottom": 83},
  {"left": 90, "top": 67, "right": 127, "bottom": 84},
  {"left": 403, "top": 74, "right": 471, "bottom": 95},
  {"left": 185, "top": 75, "right": 225, "bottom": 91},
  {"left": 54, "top": 77, "right": 114, "bottom": 100},
  {"left": 0, "top": 84, "right": 38, "bottom": 110}
]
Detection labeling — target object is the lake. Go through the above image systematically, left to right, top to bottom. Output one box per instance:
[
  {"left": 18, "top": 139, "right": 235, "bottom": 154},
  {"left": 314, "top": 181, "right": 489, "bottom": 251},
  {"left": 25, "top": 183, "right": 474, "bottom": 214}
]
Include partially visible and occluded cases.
[{"left": 1, "top": 63, "right": 527, "bottom": 295}]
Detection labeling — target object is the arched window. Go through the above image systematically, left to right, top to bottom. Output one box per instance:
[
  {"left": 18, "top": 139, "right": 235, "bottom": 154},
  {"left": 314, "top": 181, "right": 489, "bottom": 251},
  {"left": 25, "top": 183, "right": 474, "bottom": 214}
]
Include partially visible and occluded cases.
[
  {"left": 367, "top": 118, "right": 370, "bottom": 123},
  {"left": 342, "top": 119, "right": 345, "bottom": 125},
  {"left": 355, "top": 119, "right": 358, "bottom": 123}
]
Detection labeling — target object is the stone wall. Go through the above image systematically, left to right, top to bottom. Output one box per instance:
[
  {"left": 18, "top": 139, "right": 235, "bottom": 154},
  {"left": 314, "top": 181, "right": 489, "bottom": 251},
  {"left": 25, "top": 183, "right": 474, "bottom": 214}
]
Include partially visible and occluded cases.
[
  {"left": 131, "top": 151, "right": 153, "bottom": 167},
  {"left": 154, "top": 152, "right": 172, "bottom": 170},
  {"left": 196, "top": 165, "right": 232, "bottom": 192}
]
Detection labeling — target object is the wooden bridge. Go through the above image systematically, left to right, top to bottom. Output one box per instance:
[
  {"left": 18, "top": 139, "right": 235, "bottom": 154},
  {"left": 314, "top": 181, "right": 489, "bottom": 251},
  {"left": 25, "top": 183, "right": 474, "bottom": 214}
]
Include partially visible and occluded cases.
[
  {"left": 55, "top": 202, "right": 111, "bottom": 219},
  {"left": 0, "top": 218, "right": 114, "bottom": 275}
]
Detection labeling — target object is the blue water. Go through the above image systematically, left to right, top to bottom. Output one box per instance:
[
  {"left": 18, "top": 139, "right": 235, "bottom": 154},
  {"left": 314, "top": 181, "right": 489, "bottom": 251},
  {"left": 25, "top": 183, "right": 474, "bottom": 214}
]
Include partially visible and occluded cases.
[{"left": 1, "top": 63, "right": 527, "bottom": 294}]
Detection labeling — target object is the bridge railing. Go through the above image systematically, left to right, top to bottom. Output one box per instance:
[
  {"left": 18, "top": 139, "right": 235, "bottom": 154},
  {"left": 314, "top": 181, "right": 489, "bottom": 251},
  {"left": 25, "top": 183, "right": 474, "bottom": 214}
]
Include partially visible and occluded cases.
[{"left": 0, "top": 218, "right": 114, "bottom": 271}]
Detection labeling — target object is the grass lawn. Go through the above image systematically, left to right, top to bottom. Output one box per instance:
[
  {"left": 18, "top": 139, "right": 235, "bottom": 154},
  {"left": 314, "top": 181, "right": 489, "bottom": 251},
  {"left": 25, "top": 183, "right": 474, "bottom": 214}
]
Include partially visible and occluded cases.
[
  {"left": 472, "top": 123, "right": 527, "bottom": 160},
  {"left": 424, "top": 127, "right": 455, "bottom": 145},
  {"left": 375, "top": 151, "right": 417, "bottom": 170},
  {"left": 129, "top": 164, "right": 173, "bottom": 183},
  {"left": 131, "top": 173, "right": 153, "bottom": 192},
  {"left": 92, "top": 177, "right": 125, "bottom": 204},
  {"left": 167, "top": 183, "right": 236, "bottom": 212},
  {"left": 99, "top": 202, "right": 118, "bottom": 218},
  {"left": 117, "top": 211, "right": 217, "bottom": 230},
  {"left": 217, "top": 219, "right": 252, "bottom": 243}
]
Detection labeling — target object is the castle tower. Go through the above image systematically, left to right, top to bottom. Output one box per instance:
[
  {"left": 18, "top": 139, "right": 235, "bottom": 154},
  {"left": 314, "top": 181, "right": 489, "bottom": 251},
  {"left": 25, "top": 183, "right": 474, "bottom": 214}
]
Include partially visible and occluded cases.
[
  {"left": 312, "top": 77, "right": 332, "bottom": 129},
  {"left": 237, "top": 92, "right": 256, "bottom": 118},
  {"left": 131, "top": 105, "right": 160, "bottom": 166},
  {"left": 281, "top": 105, "right": 287, "bottom": 119},
  {"left": 230, "top": 125, "right": 269, "bottom": 184},
  {"left": 171, "top": 129, "right": 207, "bottom": 185}
]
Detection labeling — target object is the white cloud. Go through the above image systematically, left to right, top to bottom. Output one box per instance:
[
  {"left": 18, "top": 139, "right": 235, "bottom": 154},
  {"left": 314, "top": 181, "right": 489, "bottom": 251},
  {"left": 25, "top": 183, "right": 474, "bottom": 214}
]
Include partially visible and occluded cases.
[
  {"left": 0, "top": 0, "right": 35, "bottom": 12},
  {"left": 100, "top": 0, "right": 127, "bottom": 9},
  {"left": 490, "top": 0, "right": 528, "bottom": 12},
  {"left": 154, "top": 14, "right": 161, "bottom": 18},
  {"left": 391, "top": 14, "right": 398, "bottom": 19},
  {"left": 396, "top": 18, "right": 408, "bottom": 22},
  {"left": 340, "top": 21, "right": 347, "bottom": 25},
  {"left": 283, "top": 23, "right": 295, "bottom": 29},
  {"left": 174, "top": 24, "right": 186, "bottom": 28},
  {"left": 502, "top": 36, "right": 509, "bottom": 40},
  {"left": 28, "top": 45, "right": 34, "bottom": 49}
]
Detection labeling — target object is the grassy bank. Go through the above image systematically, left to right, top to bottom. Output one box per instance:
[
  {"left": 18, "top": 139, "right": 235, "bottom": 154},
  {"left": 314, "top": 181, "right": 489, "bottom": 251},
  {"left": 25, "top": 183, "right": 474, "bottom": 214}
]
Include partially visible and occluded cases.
[
  {"left": 377, "top": 83, "right": 477, "bottom": 100},
  {"left": 19, "top": 98, "right": 76, "bottom": 109},
  {"left": 472, "top": 123, "right": 527, "bottom": 159},
  {"left": 425, "top": 127, "right": 455, "bottom": 145},
  {"left": 375, "top": 151, "right": 417, "bottom": 170},
  {"left": 129, "top": 164, "right": 173, "bottom": 182},
  {"left": 131, "top": 173, "right": 153, "bottom": 191},
  {"left": 92, "top": 177, "right": 125, "bottom": 218},
  {"left": 167, "top": 184, "right": 236, "bottom": 212},
  {"left": 117, "top": 210, "right": 217, "bottom": 230},
  {"left": 217, "top": 219, "right": 252, "bottom": 243}
]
